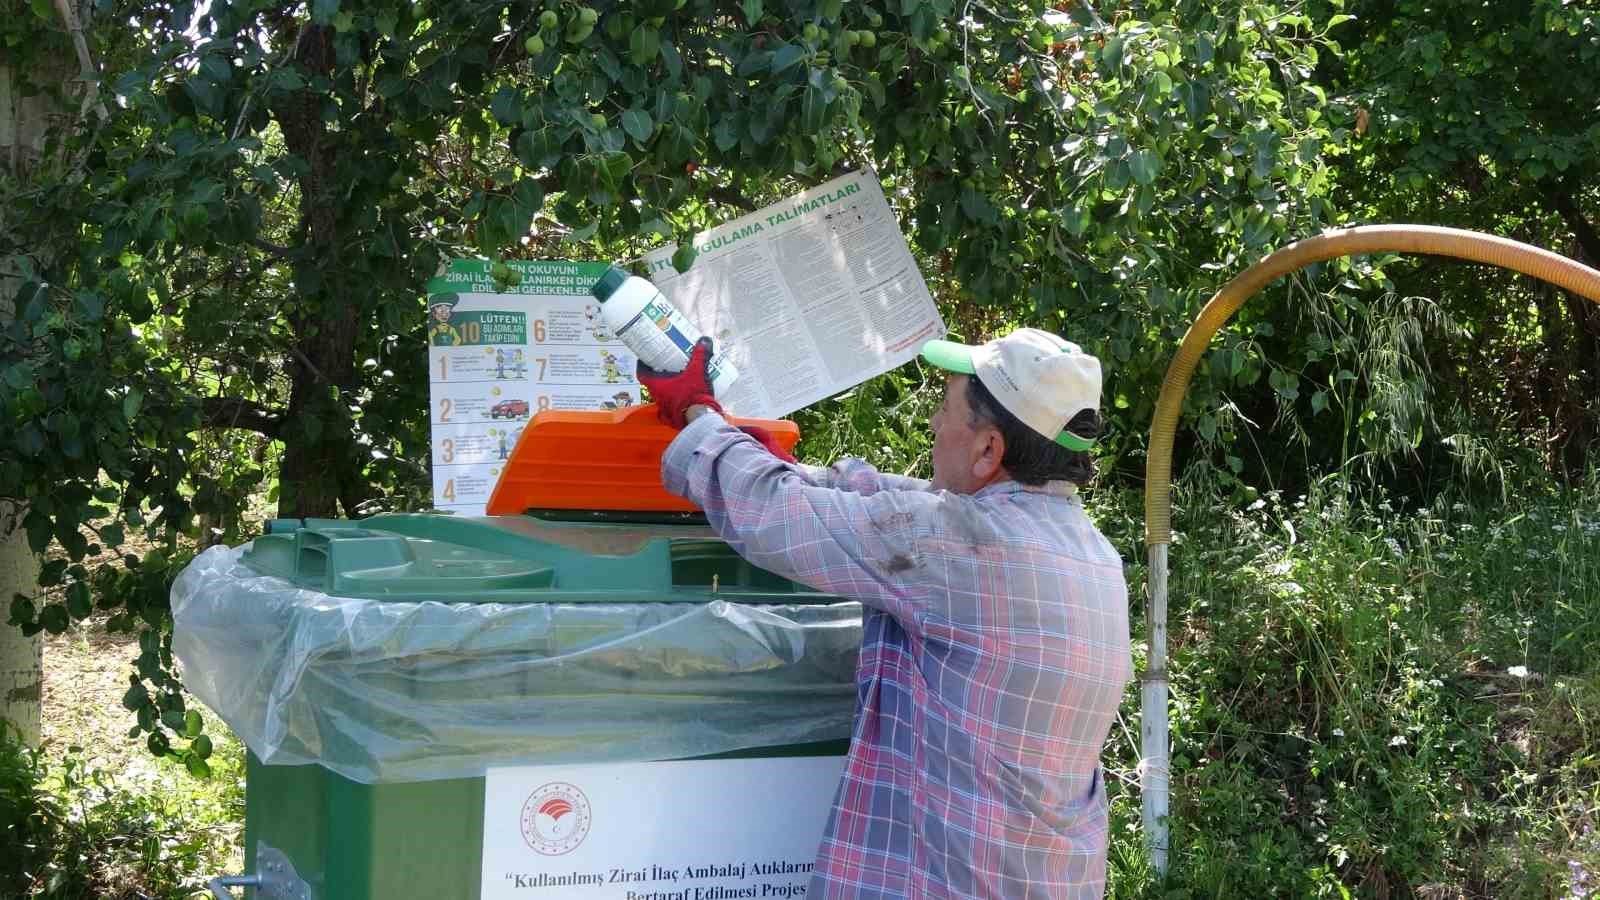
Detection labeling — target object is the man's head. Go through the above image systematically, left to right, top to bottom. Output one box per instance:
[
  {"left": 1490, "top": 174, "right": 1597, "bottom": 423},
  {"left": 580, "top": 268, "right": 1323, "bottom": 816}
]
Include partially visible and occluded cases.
[{"left": 921, "top": 328, "right": 1103, "bottom": 493}]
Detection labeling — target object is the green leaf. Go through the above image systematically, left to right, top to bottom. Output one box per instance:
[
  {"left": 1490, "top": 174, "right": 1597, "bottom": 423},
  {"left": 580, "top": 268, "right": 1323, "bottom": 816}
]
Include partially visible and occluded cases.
[
  {"left": 311, "top": 0, "right": 338, "bottom": 24},
  {"left": 742, "top": 0, "right": 763, "bottom": 24},
  {"left": 629, "top": 27, "right": 660, "bottom": 66},
  {"left": 1101, "top": 35, "right": 1125, "bottom": 71},
  {"left": 660, "top": 40, "right": 683, "bottom": 79},
  {"left": 772, "top": 43, "right": 806, "bottom": 73},
  {"left": 736, "top": 50, "right": 773, "bottom": 77},
  {"left": 376, "top": 74, "right": 408, "bottom": 98},
  {"left": 1177, "top": 80, "right": 1210, "bottom": 122},
  {"left": 800, "top": 84, "right": 828, "bottom": 134},
  {"left": 491, "top": 88, "right": 520, "bottom": 125},
  {"left": 621, "top": 109, "right": 653, "bottom": 145},
  {"left": 748, "top": 113, "right": 775, "bottom": 146},
  {"left": 713, "top": 119, "right": 739, "bottom": 152},
  {"left": 1130, "top": 149, "right": 1162, "bottom": 185},
  {"left": 599, "top": 151, "right": 633, "bottom": 188},
  {"left": 1104, "top": 159, "right": 1132, "bottom": 192},
  {"left": 513, "top": 177, "right": 545, "bottom": 218},
  {"left": 958, "top": 187, "right": 999, "bottom": 224},
  {"left": 671, "top": 244, "right": 698, "bottom": 273},
  {"left": 74, "top": 291, "right": 105, "bottom": 321},
  {"left": 3, "top": 362, "right": 32, "bottom": 391},
  {"left": 123, "top": 388, "right": 144, "bottom": 423},
  {"left": 66, "top": 581, "right": 92, "bottom": 619},
  {"left": 9, "top": 594, "right": 37, "bottom": 628},
  {"left": 39, "top": 604, "right": 69, "bottom": 635},
  {"left": 184, "top": 710, "right": 204, "bottom": 739},
  {"left": 192, "top": 733, "right": 213, "bottom": 758},
  {"left": 186, "top": 755, "right": 212, "bottom": 778}
]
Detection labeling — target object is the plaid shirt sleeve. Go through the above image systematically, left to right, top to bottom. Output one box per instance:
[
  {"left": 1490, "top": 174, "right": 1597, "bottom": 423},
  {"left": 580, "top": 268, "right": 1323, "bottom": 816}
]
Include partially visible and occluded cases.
[
  {"left": 663, "top": 413, "right": 940, "bottom": 628},
  {"left": 796, "top": 459, "right": 932, "bottom": 496}
]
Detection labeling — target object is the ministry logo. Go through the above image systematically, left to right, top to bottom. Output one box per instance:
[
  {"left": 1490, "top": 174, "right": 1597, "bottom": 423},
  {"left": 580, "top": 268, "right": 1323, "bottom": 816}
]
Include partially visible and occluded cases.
[{"left": 520, "top": 782, "right": 592, "bottom": 856}]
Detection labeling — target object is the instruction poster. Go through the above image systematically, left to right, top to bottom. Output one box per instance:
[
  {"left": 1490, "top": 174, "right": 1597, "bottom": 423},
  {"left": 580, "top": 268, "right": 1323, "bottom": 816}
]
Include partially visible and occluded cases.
[
  {"left": 641, "top": 168, "right": 945, "bottom": 420},
  {"left": 426, "top": 260, "right": 638, "bottom": 516},
  {"left": 481, "top": 755, "right": 843, "bottom": 900}
]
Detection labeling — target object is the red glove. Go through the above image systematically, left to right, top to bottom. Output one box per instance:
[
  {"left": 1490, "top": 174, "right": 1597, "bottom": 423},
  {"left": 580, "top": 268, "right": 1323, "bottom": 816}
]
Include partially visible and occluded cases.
[
  {"left": 636, "top": 336, "right": 721, "bottom": 429},
  {"left": 739, "top": 425, "right": 797, "bottom": 463}
]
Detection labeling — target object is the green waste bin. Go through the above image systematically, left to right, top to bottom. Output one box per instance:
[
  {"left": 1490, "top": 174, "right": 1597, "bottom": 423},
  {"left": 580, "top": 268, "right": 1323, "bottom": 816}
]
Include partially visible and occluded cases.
[{"left": 173, "top": 512, "right": 860, "bottom": 900}]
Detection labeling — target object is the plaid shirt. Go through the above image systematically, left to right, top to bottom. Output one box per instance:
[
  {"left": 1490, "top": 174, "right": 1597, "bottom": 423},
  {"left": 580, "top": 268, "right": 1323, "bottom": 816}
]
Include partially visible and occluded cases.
[{"left": 663, "top": 414, "right": 1133, "bottom": 899}]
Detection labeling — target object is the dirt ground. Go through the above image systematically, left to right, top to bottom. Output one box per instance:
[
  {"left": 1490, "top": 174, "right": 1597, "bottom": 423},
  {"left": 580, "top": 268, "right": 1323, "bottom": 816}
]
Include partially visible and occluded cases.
[{"left": 40, "top": 616, "right": 167, "bottom": 784}]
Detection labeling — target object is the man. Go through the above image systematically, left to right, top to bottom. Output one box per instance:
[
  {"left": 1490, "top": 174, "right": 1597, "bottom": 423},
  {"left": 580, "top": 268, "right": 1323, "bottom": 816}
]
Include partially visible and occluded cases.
[{"left": 640, "top": 328, "right": 1133, "bottom": 899}]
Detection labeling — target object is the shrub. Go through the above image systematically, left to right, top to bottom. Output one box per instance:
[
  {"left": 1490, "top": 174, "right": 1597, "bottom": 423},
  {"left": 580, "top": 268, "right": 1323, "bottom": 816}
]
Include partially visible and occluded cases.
[{"left": 0, "top": 723, "right": 242, "bottom": 899}]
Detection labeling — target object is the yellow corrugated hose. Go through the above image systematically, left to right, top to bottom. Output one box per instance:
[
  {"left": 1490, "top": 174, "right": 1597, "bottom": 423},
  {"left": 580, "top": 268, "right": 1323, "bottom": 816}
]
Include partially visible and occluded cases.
[{"left": 1139, "top": 224, "right": 1600, "bottom": 874}]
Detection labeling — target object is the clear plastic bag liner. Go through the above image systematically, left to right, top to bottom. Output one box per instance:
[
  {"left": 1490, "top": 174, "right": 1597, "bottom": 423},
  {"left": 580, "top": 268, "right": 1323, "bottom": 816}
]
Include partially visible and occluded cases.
[{"left": 172, "top": 545, "right": 862, "bottom": 784}]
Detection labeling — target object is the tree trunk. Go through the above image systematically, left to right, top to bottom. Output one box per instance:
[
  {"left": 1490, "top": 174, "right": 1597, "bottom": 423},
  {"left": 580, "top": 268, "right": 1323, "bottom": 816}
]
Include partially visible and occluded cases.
[
  {"left": 271, "top": 23, "right": 366, "bottom": 520},
  {"left": 0, "top": 60, "right": 55, "bottom": 745},
  {"left": 0, "top": 505, "right": 41, "bottom": 745}
]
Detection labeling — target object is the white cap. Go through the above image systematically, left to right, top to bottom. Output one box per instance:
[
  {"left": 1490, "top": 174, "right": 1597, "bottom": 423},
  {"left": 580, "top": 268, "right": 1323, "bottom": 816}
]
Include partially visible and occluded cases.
[{"left": 920, "top": 327, "right": 1101, "bottom": 451}]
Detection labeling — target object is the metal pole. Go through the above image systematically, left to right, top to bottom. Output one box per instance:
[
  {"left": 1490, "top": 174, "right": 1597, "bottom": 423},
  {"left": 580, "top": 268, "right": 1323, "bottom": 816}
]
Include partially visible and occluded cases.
[{"left": 1140, "top": 542, "right": 1170, "bottom": 874}]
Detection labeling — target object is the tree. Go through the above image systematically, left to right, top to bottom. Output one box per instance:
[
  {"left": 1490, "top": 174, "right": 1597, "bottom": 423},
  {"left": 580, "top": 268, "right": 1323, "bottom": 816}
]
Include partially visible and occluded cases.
[
  {"left": 0, "top": 0, "right": 106, "bottom": 744},
  {"left": 2, "top": 0, "right": 1357, "bottom": 762},
  {"left": 1331, "top": 0, "right": 1600, "bottom": 478}
]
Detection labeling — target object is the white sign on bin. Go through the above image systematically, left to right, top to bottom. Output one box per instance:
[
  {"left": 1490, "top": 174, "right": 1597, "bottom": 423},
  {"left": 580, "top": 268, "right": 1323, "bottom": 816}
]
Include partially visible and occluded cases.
[{"left": 482, "top": 756, "right": 845, "bottom": 900}]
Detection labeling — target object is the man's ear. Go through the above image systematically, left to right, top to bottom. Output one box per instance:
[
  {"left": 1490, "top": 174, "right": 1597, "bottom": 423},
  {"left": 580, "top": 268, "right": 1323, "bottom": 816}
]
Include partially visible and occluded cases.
[{"left": 972, "top": 425, "right": 1006, "bottom": 481}]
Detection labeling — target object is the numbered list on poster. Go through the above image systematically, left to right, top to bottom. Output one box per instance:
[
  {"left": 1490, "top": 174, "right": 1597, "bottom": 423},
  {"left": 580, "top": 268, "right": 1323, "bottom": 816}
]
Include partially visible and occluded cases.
[{"left": 426, "top": 260, "right": 641, "bottom": 516}]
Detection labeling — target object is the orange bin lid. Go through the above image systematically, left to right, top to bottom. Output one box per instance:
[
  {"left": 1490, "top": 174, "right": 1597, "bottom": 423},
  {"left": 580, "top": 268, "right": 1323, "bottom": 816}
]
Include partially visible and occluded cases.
[{"left": 484, "top": 404, "right": 800, "bottom": 515}]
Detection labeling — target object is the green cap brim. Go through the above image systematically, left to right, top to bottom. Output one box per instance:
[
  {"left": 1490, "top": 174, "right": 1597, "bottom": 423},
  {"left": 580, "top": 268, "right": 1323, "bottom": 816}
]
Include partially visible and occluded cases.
[
  {"left": 920, "top": 339, "right": 977, "bottom": 374},
  {"left": 1054, "top": 430, "right": 1095, "bottom": 452}
]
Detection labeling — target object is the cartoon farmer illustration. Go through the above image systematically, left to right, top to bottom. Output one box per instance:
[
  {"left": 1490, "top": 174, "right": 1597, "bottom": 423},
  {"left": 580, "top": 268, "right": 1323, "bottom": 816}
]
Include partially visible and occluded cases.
[
  {"left": 429, "top": 294, "right": 461, "bottom": 346},
  {"left": 495, "top": 348, "right": 507, "bottom": 380},
  {"left": 600, "top": 351, "right": 630, "bottom": 384},
  {"left": 602, "top": 391, "right": 635, "bottom": 410},
  {"left": 497, "top": 430, "right": 509, "bottom": 460}
]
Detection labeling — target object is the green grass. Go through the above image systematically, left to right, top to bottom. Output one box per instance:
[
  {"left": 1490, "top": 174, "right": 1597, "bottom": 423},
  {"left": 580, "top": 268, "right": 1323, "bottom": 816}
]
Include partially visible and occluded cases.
[{"left": 1098, "top": 477, "right": 1600, "bottom": 899}]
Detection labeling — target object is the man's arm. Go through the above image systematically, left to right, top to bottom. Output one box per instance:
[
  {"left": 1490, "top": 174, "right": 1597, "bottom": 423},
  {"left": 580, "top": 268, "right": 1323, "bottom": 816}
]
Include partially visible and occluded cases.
[
  {"left": 683, "top": 404, "right": 930, "bottom": 495},
  {"left": 667, "top": 410, "right": 937, "bottom": 630},
  {"left": 802, "top": 459, "right": 932, "bottom": 495}
]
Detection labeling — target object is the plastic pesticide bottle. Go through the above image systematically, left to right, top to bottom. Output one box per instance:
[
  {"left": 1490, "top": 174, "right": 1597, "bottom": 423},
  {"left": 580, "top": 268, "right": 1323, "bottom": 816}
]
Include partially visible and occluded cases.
[{"left": 589, "top": 265, "right": 739, "bottom": 397}]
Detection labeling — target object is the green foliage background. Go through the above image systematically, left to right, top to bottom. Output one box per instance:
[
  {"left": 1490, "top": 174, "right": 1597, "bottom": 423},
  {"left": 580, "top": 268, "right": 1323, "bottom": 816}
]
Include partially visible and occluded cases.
[{"left": 1, "top": 0, "right": 1597, "bottom": 896}]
